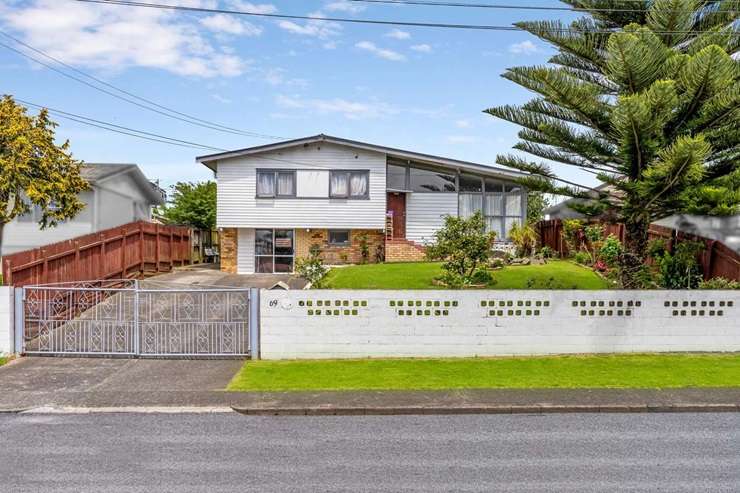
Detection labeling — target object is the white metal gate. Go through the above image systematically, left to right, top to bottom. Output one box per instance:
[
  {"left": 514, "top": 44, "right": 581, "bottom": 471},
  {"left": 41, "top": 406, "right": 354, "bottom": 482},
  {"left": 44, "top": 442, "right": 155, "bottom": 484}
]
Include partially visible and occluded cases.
[{"left": 18, "top": 280, "right": 253, "bottom": 358}]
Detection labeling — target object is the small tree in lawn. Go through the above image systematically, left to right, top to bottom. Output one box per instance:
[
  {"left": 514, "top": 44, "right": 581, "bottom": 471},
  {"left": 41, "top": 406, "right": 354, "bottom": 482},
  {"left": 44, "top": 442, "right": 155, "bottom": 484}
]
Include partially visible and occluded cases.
[
  {"left": 486, "top": 1, "right": 739, "bottom": 288},
  {"left": 0, "top": 95, "right": 88, "bottom": 256},
  {"left": 157, "top": 181, "right": 216, "bottom": 230},
  {"left": 426, "top": 211, "right": 496, "bottom": 287}
]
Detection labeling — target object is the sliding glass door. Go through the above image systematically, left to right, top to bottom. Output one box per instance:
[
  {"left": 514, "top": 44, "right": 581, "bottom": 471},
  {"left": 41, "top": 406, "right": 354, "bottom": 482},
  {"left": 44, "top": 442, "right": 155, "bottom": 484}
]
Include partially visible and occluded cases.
[{"left": 255, "top": 229, "right": 294, "bottom": 273}]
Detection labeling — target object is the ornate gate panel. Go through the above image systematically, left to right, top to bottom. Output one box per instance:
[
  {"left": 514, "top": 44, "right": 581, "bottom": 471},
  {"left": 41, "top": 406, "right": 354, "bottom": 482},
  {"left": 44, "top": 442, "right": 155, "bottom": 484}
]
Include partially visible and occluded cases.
[{"left": 20, "top": 281, "right": 250, "bottom": 358}]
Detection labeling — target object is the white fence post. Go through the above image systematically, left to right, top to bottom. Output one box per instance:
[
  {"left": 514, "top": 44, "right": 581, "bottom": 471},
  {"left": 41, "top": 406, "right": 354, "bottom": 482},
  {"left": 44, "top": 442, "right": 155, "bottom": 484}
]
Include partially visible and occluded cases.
[
  {"left": 0, "top": 287, "right": 15, "bottom": 354},
  {"left": 249, "top": 287, "right": 260, "bottom": 359}
]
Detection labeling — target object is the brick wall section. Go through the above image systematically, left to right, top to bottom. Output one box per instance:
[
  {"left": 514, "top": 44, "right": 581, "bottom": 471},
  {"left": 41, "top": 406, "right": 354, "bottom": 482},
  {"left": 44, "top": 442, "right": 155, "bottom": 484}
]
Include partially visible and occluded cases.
[
  {"left": 220, "top": 228, "right": 238, "bottom": 274},
  {"left": 296, "top": 229, "right": 384, "bottom": 265},
  {"left": 385, "top": 239, "right": 427, "bottom": 263}
]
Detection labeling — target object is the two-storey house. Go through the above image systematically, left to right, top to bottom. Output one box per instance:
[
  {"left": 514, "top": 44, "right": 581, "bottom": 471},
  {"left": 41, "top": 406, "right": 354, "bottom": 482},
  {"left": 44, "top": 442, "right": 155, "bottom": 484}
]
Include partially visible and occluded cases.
[{"left": 197, "top": 134, "right": 527, "bottom": 274}]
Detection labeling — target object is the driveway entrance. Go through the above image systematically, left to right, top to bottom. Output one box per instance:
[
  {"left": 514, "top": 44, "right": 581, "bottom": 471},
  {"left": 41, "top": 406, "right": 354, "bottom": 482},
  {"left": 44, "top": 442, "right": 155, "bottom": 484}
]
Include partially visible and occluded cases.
[{"left": 19, "top": 280, "right": 252, "bottom": 358}]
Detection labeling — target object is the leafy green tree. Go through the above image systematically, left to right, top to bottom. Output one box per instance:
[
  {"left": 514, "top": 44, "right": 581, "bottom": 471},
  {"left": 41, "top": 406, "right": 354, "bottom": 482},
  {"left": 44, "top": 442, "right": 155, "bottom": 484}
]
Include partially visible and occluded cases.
[
  {"left": 486, "top": 1, "right": 739, "bottom": 287},
  {"left": 0, "top": 95, "right": 88, "bottom": 255},
  {"left": 157, "top": 181, "right": 216, "bottom": 230},
  {"left": 526, "top": 191, "right": 552, "bottom": 224},
  {"left": 426, "top": 212, "right": 496, "bottom": 286}
]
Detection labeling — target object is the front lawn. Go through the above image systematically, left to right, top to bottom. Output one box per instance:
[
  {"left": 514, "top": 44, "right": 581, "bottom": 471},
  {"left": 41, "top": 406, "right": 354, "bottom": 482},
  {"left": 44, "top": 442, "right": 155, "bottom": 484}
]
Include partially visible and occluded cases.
[
  {"left": 320, "top": 260, "right": 609, "bottom": 290},
  {"left": 227, "top": 354, "right": 740, "bottom": 391}
]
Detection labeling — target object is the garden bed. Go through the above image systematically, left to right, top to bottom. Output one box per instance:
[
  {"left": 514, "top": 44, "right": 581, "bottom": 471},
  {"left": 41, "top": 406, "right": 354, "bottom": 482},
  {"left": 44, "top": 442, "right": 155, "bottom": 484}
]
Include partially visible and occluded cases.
[{"left": 319, "top": 260, "right": 609, "bottom": 290}]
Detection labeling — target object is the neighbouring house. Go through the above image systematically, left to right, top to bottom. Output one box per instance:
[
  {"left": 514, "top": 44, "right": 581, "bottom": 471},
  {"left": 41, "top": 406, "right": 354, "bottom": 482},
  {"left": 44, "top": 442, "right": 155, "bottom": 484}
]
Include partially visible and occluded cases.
[
  {"left": 197, "top": 134, "right": 527, "bottom": 274},
  {"left": 1, "top": 163, "right": 166, "bottom": 256},
  {"left": 544, "top": 194, "right": 740, "bottom": 254}
]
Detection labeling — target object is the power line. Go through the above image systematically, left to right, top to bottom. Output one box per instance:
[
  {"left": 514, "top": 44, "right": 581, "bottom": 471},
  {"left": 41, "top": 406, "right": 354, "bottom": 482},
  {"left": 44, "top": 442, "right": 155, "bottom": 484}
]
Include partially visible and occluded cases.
[
  {"left": 71, "top": 0, "right": 740, "bottom": 35},
  {"left": 346, "top": 0, "right": 740, "bottom": 15},
  {"left": 0, "top": 31, "right": 284, "bottom": 141},
  {"left": 17, "top": 99, "right": 227, "bottom": 151}
]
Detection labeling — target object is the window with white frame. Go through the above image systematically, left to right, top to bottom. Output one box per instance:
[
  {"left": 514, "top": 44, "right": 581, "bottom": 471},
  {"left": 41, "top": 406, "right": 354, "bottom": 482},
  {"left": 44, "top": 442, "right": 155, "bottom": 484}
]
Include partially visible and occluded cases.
[
  {"left": 256, "top": 170, "right": 295, "bottom": 198},
  {"left": 330, "top": 171, "right": 369, "bottom": 199},
  {"left": 457, "top": 175, "right": 524, "bottom": 241},
  {"left": 328, "top": 230, "right": 350, "bottom": 246}
]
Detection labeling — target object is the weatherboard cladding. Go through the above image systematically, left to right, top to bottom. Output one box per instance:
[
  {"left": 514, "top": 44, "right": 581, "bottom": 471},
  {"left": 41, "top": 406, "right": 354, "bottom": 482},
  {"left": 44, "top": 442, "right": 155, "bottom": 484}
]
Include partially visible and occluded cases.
[
  {"left": 216, "top": 142, "right": 387, "bottom": 229},
  {"left": 405, "top": 193, "right": 458, "bottom": 244}
]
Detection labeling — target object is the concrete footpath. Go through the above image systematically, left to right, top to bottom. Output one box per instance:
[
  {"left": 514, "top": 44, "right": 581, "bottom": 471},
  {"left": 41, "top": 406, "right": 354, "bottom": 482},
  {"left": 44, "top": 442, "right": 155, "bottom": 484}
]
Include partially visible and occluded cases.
[{"left": 1, "top": 357, "right": 739, "bottom": 414}]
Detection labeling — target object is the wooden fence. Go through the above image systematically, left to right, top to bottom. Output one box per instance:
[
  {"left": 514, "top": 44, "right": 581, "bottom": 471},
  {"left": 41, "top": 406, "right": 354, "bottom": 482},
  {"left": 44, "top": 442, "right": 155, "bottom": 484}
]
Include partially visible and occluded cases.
[
  {"left": 537, "top": 219, "right": 740, "bottom": 281},
  {"left": 2, "top": 221, "right": 191, "bottom": 287}
]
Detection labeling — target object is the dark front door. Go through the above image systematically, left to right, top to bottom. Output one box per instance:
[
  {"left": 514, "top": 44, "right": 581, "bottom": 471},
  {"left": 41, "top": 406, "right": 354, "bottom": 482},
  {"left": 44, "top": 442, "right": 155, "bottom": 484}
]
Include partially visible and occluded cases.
[{"left": 387, "top": 192, "right": 406, "bottom": 239}]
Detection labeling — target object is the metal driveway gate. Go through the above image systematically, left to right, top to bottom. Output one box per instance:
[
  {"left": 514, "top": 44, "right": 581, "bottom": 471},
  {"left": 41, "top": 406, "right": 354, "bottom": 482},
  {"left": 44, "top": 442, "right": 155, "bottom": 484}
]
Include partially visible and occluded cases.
[{"left": 17, "top": 280, "right": 253, "bottom": 358}]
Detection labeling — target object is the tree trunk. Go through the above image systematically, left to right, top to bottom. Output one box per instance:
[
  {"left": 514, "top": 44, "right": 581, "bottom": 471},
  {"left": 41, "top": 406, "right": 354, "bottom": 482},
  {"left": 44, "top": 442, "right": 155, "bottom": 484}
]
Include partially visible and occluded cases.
[{"left": 619, "top": 214, "right": 651, "bottom": 288}]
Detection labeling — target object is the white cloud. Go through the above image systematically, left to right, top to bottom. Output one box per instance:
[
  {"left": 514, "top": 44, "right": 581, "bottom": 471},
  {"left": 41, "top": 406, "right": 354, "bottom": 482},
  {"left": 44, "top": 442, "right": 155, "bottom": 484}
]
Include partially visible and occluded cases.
[
  {"left": 0, "top": 0, "right": 249, "bottom": 77},
  {"left": 227, "top": 1, "right": 278, "bottom": 14},
  {"left": 324, "top": 1, "right": 366, "bottom": 13},
  {"left": 277, "top": 11, "right": 342, "bottom": 39},
  {"left": 200, "top": 14, "right": 262, "bottom": 36},
  {"left": 385, "top": 28, "right": 410, "bottom": 40},
  {"left": 508, "top": 40, "right": 539, "bottom": 55},
  {"left": 355, "top": 41, "right": 406, "bottom": 61},
  {"left": 410, "top": 43, "right": 432, "bottom": 53},
  {"left": 263, "top": 68, "right": 308, "bottom": 87},
  {"left": 211, "top": 93, "right": 232, "bottom": 104},
  {"left": 276, "top": 94, "right": 399, "bottom": 120},
  {"left": 455, "top": 119, "right": 471, "bottom": 128},
  {"left": 446, "top": 135, "right": 479, "bottom": 144}
]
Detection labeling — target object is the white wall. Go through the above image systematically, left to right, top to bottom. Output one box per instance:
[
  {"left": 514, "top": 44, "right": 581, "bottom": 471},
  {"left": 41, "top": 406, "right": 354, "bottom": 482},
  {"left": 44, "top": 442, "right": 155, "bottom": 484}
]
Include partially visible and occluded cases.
[
  {"left": 216, "top": 142, "right": 387, "bottom": 229},
  {"left": 1, "top": 191, "right": 94, "bottom": 255},
  {"left": 405, "top": 193, "right": 457, "bottom": 244},
  {"left": 237, "top": 228, "right": 256, "bottom": 274},
  {"left": 0, "top": 287, "right": 14, "bottom": 355},
  {"left": 260, "top": 290, "right": 740, "bottom": 359}
]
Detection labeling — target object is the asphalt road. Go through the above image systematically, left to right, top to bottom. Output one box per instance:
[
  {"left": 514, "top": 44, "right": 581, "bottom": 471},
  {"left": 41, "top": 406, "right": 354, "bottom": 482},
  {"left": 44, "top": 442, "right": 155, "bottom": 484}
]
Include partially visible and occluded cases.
[{"left": 1, "top": 413, "right": 738, "bottom": 492}]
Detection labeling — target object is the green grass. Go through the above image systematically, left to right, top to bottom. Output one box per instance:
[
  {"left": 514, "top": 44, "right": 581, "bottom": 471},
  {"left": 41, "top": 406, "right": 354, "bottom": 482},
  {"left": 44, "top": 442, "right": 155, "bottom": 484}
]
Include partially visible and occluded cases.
[
  {"left": 320, "top": 260, "right": 608, "bottom": 290},
  {"left": 227, "top": 354, "right": 740, "bottom": 391},
  {"left": 0, "top": 357, "right": 7, "bottom": 367}
]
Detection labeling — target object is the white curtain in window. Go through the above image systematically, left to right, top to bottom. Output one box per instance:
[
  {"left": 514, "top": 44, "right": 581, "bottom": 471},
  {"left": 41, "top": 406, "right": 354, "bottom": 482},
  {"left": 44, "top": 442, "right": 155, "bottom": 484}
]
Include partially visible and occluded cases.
[
  {"left": 257, "top": 172, "right": 275, "bottom": 196},
  {"left": 277, "top": 172, "right": 293, "bottom": 196},
  {"left": 331, "top": 172, "right": 349, "bottom": 197},
  {"left": 350, "top": 173, "right": 368, "bottom": 197},
  {"left": 459, "top": 193, "right": 483, "bottom": 218},
  {"left": 505, "top": 193, "right": 522, "bottom": 216},
  {"left": 484, "top": 194, "right": 504, "bottom": 216},
  {"left": 504, "top": 216, "right": 521, "bottom": 239},
  {"left": 486, "top": 217, "right": 504, "bottom": 239}
]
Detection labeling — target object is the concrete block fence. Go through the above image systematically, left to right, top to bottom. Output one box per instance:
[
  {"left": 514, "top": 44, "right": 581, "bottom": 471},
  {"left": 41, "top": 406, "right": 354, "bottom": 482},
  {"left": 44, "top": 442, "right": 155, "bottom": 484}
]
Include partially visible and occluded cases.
[
  {"left": 0, "top": 287, "right": 14, "bottom": 355},
  {"left": 259, "top": 290, "right": 740, "bottom": 359}
]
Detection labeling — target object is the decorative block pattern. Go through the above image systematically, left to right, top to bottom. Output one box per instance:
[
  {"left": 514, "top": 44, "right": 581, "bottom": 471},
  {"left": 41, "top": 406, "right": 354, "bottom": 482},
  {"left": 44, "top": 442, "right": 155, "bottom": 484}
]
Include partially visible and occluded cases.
[
  {"left": 299, "top": 298, "right": 367, "bottom": 317},
  {"left": 390, "top": 299, "right": 457, "bottom": 317},
  {"left": 571, "top": 299, "right": 641, "bottom": 317}
]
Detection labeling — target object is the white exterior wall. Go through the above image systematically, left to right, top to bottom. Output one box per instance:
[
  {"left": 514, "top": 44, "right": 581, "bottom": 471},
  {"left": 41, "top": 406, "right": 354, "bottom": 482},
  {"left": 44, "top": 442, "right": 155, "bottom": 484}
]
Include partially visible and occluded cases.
[
  {"left": 216, "top": 142, "right": 387, "bottom": 229},
  {"left": 405, "top": 193, "right": 457, "bottom": 244},
  {"left": 237, "top": 228, "right": 256, "bottom": 274},
  {"left": 0, "top": 287, "right": 14, "bottom": 355},
  {"left": 260, "top": 290, "right": 740, "bottom": 359}
]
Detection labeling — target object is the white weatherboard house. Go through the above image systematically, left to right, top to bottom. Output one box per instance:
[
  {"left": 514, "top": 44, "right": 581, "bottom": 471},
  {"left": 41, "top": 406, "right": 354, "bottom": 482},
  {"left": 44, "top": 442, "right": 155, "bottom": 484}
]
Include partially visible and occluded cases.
[
  {"left": 197, "top": 134, "right": 527, "bottom": 274},
  {"left": 1, "top": 163, "right": 165, "bottom": 256}
]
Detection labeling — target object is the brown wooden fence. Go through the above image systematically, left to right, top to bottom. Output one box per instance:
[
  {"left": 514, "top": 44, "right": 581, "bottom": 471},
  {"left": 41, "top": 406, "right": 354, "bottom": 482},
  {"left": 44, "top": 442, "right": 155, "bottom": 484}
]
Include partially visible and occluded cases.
[
  {"left": 537, "top": 219, "right": 740, "bottom": 281},
  {"left": 2, "top": 221, "right": 191, "bottom": 287}
]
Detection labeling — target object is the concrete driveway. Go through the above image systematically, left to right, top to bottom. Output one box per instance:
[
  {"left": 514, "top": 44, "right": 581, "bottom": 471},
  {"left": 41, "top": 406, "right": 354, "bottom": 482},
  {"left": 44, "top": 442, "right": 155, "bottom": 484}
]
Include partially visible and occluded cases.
[
  {"left": 148, "top": 263, "right": 308, "bottom": 289},
  {"left": 0, "top": 357, "right": 245, "bottom": 411}
]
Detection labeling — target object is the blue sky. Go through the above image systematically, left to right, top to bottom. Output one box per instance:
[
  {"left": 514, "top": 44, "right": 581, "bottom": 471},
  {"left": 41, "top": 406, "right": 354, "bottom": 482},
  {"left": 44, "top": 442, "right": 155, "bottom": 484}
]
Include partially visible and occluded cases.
[{"left": 0, "top": 0, "right": 587, "bottom": 189}]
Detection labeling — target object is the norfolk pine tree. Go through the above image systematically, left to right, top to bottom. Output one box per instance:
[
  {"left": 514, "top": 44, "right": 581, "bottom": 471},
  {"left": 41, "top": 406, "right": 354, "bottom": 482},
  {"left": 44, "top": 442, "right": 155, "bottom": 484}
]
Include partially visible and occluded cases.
[
  {"left": 486, "top": 1, "right": 739, "bottom": 287},
  {"left": 0, "top": 95, "right": 88, "bottom": 256}
]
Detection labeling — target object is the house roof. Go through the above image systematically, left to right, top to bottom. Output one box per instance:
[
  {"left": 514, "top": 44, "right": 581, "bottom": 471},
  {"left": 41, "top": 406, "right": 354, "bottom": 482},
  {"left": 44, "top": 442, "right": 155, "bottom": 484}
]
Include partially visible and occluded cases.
[
  {"left": 196, "top": 134, "right": 526, "bottom": 180},
  {"left": 82, "top": 163, "right": 166, "bottom": 205}
]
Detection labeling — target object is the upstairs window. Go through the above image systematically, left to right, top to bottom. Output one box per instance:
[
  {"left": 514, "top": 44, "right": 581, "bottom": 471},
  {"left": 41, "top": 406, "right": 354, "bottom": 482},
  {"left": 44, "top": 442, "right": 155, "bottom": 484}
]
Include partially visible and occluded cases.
[
  {"left": 257, "top": 170, "right": 295, "bottom": 198},
  {"left": 330, "top": 171, "right": 369, "bottom": 199}
]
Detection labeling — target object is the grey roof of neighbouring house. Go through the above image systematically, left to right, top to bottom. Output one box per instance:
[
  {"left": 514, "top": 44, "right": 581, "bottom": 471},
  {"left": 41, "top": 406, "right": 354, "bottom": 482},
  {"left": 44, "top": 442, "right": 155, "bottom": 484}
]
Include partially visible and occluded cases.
[
  {"left": 196, "top": 133, "right": 527, "bottom": 181},
  {"left": 82, "top": 163, "right": 166, "bottom": 205}
]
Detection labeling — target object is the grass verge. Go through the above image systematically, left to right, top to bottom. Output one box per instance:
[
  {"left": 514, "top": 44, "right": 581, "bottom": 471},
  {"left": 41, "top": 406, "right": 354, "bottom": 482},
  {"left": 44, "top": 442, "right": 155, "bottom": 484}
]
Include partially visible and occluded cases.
[
  {"left": 320, "top": 260, "right": 608, "bottom": 290},
  {"left": 227, "top": 354, "right": 740, "bottom": 392}
]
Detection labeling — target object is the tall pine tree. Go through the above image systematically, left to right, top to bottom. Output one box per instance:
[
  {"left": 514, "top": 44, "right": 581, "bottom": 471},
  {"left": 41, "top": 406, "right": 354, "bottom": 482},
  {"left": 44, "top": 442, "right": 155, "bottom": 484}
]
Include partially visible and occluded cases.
[{"left": 487, "top": 0, "right": 739, "bottom": 287}]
